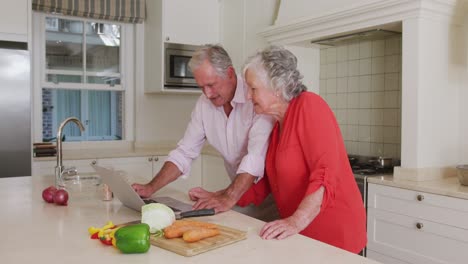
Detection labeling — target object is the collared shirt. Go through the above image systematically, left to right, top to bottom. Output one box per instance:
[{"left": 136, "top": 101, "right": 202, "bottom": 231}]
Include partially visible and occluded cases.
[{"left": 167, "top": 76, "right": 274, "bottom": 181}]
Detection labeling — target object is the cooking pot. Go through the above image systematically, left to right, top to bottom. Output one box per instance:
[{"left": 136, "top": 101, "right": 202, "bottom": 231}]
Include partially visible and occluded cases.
[{"left": 369, "top": 157, "right": 393, "bottom": 169}]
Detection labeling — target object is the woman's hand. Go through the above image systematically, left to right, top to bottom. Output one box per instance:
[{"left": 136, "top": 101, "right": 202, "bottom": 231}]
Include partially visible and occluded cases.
[{"left": 259, "top": 215, "right": 307, "bottom": 240}]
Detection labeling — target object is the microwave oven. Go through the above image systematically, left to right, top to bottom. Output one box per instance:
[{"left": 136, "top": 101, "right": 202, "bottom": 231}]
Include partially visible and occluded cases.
[{"left": 164, "top": 43, "right": 200, "bottom": 89}]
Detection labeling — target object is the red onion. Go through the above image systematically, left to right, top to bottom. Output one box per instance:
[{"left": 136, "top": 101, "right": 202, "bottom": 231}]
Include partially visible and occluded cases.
[
  {"left": 42, "top": 186, "right": 57, "bottom": 203},
  {"left": 53, "top": 189, "right": 69, "bottom": 206}
]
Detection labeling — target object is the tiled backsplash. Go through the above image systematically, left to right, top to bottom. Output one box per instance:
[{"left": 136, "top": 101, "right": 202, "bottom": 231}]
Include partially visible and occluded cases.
[{"left": 319, "top": 35, "right": 402, "bottom": 159}]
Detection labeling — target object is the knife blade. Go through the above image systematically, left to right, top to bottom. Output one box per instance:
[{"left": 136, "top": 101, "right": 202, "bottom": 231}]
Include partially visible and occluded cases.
[{"left": 175, "top": 208, "right": 215, "bottom": 220}]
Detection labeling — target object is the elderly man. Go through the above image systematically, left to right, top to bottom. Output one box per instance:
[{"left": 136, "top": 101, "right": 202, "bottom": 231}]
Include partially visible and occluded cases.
[{"left": 132, "top": 44, "right": 275, "bottom": 217}]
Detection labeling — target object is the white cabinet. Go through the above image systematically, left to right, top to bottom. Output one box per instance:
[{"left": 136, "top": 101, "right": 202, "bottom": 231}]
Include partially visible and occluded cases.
[
  {"left": 0, "top": 0, "right": 29, "bottom": 42},
  {"left": 144, "top": 0, "right": 220, "bottom": 93},
  {"left": 163, "top": 0, "right": 220, "bottom": 45},
  {"left": 201, "top": 154, "right": 230, "bottom": 192},
  {"left": 98, "top": 156, "right": 153, "bottom": 184},
  {"left": 159, "top": 156, "right": 203, "bottom": 193},
  {"left": 32, "top": 158, "right": 97, "bottom": 176},
  {"left": 367, "top": 183, "right": 468, "bottom": 264}
]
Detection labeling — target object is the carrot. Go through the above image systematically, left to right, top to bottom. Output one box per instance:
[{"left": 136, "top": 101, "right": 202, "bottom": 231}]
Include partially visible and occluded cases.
[
  {"left": 171, "top": 220, "right": 218, "bottom": 229},
  {"left": 164, "top": 225, "right": 196, "bottom": 239},
  {"left": 182, "top": 228, "right": 220, "bottom": 243}
]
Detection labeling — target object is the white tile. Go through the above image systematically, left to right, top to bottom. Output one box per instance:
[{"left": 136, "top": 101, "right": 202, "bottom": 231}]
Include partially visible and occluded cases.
[
  {"left": 385, "top": 37, "right": 401, "bottom": 55},
  {"left": 372, "top": 40, "right": 385, "bottom": 57},
  {"left": 359, "top": 41, "right": 372, "bottom": 59},
  {"left": 348, "top": 43, "right": 360, "bottom": 60},
  {"left": 337, "top": 46, "right": 348, "bottom": 62},
  {"left": 326, "top": 47, "right": 337, "bottom": 63},
  {"left": 320, "top": 49, "right": 327, "bottom": 65},
  {"left": 384, "top": 55, "right": 400, "bottom": 73},
  {"left": 372, "top": 57, "right": 385, "bottom": 74},
  {"left": 359, "top": 58, "right": 372, "bottom": 75},
  {"left": 348, "top": 60, "right": 360, "bottom": 76},
  {"left": 337, "top": 62, "right": 348, "bottom": 77},
  {"left": 327, "top": 63, "right": 337, "bottom": 78},
  {"left": 320, "top": 64, "right": 327, "bottom": 79},
  {"left": 384, "top": 73, "right": 400, "bottom": 91},
  {"left": 371, "top": 74, "right": 385, "bottom": 91},
  {"left": 359, "top": 75, "right": 372, "bottom": 92},
  {"left": 348, "top": 76, "right": 360, "bottom": 92},
  {"left": 337, "top": 77, "right": 348, "bottom": 93},
  {"left": 326, "top": 78, "right": 337, "bottom": 94},
  {"left": 319, "top": 79, "right": 327, "bottom": 95},
  {"left": 371, "top": 91, "right": 385, "bottom": 108},
  {"left": 384, "top": 91, "right": 399, "bottom": 108},
  {"left": 359, "top": 92, "right": 371, "bottom": 109},
  {"left": 327, "top": 93, "right": 337, "bottom": 109},
  {"left": 337, "top": 93, "right": 347, "bottom": 109},
  {"left": 347, "top": 93, "right": 360, "bottom": 109},
  {"left": 321, "top": 94, "right": 328, "bottom": 101},
  {"left": 336, "top": 109, "right": 347, "bottom": 124},
  {"left": 358, "top": 109, "right": 371, "bottom": 125},
  {"left": 371, "top": 109, "right": 384, "bottom": 126},
  {"left": 383, "top": 109, "right": 399, "bottom": 126},
  {"left": 348, "top": 110, "right": 359, "bottom": 126},
  {"left": 340, "top": 124, "right": 348, "bottom": 140},
  {"left": 348, "top": 125, "right": 359, "bottom": 140},
  {"left": 358, "top": 125, "right": 371, "bottom": 142},
  {"left": 370, "top": 126, "right": 383, "bottom": 142},
  {"left": 383, "top": 126, "right": 400, "bottom": 144},
  {"left": 346, "top": 141, "right": 358, "bottom": 155},
  {"left": 357, "top": 141, "right": 371, "bottom": 156},
  {"left": 370, "top": 142, "right": 384, "bottom": 156},
  {"left": 383, "top": 143, "right": 397, "bottom": 158}
]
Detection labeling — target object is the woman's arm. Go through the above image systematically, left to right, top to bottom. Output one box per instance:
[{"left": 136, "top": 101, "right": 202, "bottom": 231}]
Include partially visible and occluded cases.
[{"left": 259, "top": 186, "right": 324, "bottom": 239}]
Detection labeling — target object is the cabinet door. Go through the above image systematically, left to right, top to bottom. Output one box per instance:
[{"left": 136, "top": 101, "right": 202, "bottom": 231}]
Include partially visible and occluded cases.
[
  {"left": 0, "top": 0, "right": 28, "bottom": 42},
  {"left": 163, "top": 0, "right": 220, "bottom": 45},
  {"left": 201, "top": 155, "right": 230, "bottom": 192},
  {"left": 155, "top": 156, "right": 202, "bottom": 193},
  {"left": 98, "top": 157, "right": 153, "bottom": 184},
  {"left": 33, "top": 159, "right": 97, "bottom": 176}
]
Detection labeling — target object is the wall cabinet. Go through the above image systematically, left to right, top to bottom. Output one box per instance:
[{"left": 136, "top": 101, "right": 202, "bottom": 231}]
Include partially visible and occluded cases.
[
  {"left": 0, "top": 0, "right": 29, "bottom": 42},
  {"left": 144, "top": 0, "right": 220, "bottom": 93},
  {"left": 367, "top": 183, "right": 468, "bottom": 264}
]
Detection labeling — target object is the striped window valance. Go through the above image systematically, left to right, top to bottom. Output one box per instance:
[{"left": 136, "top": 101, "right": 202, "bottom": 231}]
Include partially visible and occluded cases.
[{"left": 32, "top": 0, "right": 146, "bottom": 23}]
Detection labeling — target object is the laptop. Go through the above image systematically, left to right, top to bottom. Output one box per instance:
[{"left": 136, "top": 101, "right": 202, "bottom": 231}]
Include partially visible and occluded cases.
[{"left": 92, "top": 164, "right": 193, "bottom": 212}]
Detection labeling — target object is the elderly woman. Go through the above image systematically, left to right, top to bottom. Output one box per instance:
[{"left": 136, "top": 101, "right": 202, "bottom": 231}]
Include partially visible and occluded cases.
[{"left": 242, "top": 46, "right": 366, "bottom": 253}]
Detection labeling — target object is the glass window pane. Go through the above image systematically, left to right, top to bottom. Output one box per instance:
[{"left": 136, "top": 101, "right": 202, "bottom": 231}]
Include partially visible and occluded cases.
[
  {"left": 46, "top": 18, "right": 83, "bottom": 71},
  {"left": 86, "top": 22, "right": 120, "bottom": 73},
  {"left": 47, "top": 74, "right": 82, "bottom": 84},
  {"left": 87, "top": 76, "right": 121, "bottom": 85},
  {"left": 88, "top": 91, "right": 123, "bottom": 140}
]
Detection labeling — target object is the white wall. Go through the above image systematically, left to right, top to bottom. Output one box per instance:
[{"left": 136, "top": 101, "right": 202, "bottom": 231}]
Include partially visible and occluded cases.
[
  {"left": 275, "top": 0, "right": 368, "bottom": 25},
  {"left": 460, "top": 13, "right": 468, "bottom": 164},
  {"left": 286, "top": 45, "right": 320, "bottom": 93}
]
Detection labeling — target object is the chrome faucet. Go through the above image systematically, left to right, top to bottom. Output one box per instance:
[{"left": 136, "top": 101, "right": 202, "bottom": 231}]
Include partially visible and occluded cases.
[{"left": 54, "top": 117, "right": 85, "bottom": 187}]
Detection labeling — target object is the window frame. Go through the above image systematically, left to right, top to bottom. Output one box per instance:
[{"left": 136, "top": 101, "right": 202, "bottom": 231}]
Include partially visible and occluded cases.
[{"left": 32, "top": 12, "right": 135, "bottom": 147}]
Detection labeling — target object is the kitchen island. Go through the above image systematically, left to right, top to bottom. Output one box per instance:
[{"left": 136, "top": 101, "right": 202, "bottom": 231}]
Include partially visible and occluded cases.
[{"left": 0, "top": 176, "right": 380, "bottom": 264}]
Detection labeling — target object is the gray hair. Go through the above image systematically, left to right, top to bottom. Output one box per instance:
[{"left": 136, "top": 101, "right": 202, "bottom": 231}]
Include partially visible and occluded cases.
[
  {"left": 188, "top": 44, "right": 233, "bottom": 78},
  {"left": 243, "top": 46, "right": 306, "bottom": 101}
]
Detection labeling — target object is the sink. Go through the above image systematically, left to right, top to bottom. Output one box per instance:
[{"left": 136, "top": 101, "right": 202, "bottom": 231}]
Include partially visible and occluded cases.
[{"left": 62, "top": 173, "right": 102, "bottom": 201}]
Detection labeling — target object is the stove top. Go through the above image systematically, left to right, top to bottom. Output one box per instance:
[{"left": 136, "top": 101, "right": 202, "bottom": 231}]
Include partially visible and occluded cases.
[{"left": 351, "top": 164, "right": 394, "bottom": 176}]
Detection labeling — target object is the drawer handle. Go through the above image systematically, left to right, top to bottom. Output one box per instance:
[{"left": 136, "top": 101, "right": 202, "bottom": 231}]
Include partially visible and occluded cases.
[
  {"left": 148, "top": 157, "right": 153, "bottom": 162},
  {"left": 154, "top": 157, "right": 159, "bottom": 162},
  {"left": 91, "top": 160, "right": 97, "bottom": 165},
  {"left": 416, "top": 194, "right": 424, "bottom": 201},
  {"left": 416, "top": 222, "right": 424, "bottom": 229}
]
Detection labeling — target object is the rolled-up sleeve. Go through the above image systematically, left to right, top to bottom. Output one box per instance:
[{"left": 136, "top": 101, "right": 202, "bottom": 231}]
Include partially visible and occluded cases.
[
  {"left": 167, "top": 97, "right": 206, "bottom": 178},
  {"left": 237, "top": 114, "right": 274, "bottom": 181}
]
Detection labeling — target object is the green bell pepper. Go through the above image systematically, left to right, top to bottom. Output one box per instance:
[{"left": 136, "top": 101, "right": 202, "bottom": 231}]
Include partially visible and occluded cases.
[{"left": 114, "top": 223, "right": 151, "bottom": 254}]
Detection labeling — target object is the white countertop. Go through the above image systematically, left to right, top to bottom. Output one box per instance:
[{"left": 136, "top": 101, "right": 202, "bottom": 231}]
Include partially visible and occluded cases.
[
  {"left": 367, "top": 175, "right": 468, "bottom": 200},
  {"left": 0, "top": 176, "right": 380, "bottom": 264}
]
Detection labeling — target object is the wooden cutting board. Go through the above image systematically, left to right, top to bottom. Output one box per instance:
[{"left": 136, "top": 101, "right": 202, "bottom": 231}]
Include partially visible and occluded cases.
[{"left": 150, "top": 223, "right": 247, "bottom": 257}]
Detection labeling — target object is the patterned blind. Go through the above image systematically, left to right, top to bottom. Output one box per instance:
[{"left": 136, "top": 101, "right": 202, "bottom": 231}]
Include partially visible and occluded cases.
[{"left": 32, "top": 0, "right": 146, "bottom": 23}]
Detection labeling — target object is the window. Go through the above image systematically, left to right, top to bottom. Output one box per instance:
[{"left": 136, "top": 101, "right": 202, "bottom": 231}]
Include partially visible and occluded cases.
[{"left": 34, "top": 13, "right": 135, "bottom": 143}]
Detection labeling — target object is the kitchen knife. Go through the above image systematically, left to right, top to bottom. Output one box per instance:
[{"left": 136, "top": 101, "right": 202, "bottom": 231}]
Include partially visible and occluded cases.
[{"left": 175, "top": 208, "right": 215, "bottom": 220}]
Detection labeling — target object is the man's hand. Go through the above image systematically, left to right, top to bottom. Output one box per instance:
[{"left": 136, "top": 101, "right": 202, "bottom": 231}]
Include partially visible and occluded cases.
[
  {"left": 131, "top": 183, "right": 155, "bottom": 198},
  {"left": 188, "top": 187, "right": 236, "bottom": 213}
]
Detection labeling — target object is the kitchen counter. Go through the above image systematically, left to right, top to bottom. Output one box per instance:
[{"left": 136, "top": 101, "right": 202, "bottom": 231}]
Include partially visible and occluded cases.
[
  {"left": 33, "top": 143, "right": 221, "bottom": 162},
  {"left": 367, "top": 175, "right": 468, "bottom": 200},
  {"left": 0, "top": 176, "right": 379, "bottom": 264}
]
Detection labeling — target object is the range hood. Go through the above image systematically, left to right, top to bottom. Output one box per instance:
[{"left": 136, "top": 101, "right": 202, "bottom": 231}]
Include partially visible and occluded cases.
[{"left": 310, "top": 29, "right": 400, "bottom": 46}]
